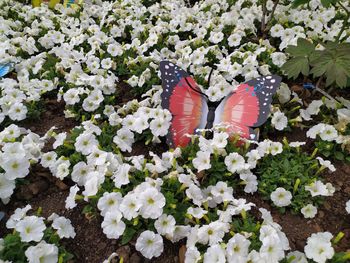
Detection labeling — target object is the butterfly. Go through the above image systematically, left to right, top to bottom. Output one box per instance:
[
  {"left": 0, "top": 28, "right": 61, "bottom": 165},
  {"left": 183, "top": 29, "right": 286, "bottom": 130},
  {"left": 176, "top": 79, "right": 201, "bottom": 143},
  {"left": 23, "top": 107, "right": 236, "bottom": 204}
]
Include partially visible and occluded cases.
[
  {"left": 160, "top": 60, "right": 282, "bottom": 148},
  {"left": 0, "top": 63, "right": 14, "bottom": 78}
]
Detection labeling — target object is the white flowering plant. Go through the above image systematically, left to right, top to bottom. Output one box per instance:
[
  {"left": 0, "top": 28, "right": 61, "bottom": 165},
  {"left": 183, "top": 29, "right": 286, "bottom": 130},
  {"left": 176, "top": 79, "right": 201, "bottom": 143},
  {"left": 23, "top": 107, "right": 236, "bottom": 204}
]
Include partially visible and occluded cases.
[
  {"left": 256, "top": 138, "right": 333, "bottom": 213},
  {"left": 0, "top": 206, "right": 74, "bottom": 263}
]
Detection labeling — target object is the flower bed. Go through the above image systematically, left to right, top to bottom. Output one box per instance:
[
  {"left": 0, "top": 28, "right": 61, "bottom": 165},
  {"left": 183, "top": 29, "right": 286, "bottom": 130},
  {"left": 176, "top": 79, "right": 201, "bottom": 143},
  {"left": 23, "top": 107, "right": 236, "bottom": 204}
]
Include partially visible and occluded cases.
[{"left": 0, "top": 0, "right": 350, "bottom": 262}]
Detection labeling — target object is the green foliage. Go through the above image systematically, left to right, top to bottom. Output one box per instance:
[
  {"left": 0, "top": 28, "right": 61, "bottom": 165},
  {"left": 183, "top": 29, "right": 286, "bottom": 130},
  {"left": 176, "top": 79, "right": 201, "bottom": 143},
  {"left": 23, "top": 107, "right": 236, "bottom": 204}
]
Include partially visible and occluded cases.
[
  {"left": 292, "top": 0, "right": 341, "bottom": 8},
  {"left": 281, "top": 38, "right": 315, "bottom": 79},
  {"left": 282, "top": 39, "right": 350, "bottom": 88},
  {"left": 310, "top": 42, "right": 350, "bottom": 88},
  {"left": 256, "top": 144, "right": 324, "bottom": 213},
  {"left": 0, "top": 229, "right": 73, "bottom": 263},
  {"left": 0, "top": 233, "right": 29, "bottom": 263}
]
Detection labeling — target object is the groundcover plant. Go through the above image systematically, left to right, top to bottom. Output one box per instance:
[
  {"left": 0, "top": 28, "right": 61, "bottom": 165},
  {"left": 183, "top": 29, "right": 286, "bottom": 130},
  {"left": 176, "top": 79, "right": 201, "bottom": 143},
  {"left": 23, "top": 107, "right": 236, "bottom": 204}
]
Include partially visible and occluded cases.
[{"left": 0, "top": 0, "right": 350, "bottom": 262}]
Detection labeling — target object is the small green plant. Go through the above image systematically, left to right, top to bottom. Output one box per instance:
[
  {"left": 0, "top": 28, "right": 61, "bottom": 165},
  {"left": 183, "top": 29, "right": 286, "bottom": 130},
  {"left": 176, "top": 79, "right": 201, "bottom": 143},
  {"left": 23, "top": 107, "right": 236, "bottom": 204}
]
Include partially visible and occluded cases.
[{"left": 256, "top": 140, "right": 325, "bottom": 213}]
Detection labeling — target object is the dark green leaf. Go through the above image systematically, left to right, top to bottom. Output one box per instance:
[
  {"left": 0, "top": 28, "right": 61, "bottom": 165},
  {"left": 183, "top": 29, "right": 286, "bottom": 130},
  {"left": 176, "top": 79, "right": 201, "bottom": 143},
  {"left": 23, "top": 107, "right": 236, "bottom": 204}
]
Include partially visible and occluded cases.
[
  {"left": 292, "top": 0, "right": 310, "bottom": 8},
  {"left": 334, "top": 151, "right": 344, "bottom": 161},
  {"left": 121, "top": 228, "right": 137, "bottom": 245}
]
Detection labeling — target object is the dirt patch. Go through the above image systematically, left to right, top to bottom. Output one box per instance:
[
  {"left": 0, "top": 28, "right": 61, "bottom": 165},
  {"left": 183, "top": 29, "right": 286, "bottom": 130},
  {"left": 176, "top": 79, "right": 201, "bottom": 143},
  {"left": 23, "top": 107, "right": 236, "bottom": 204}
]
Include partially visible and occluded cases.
[{"left": 21, "top": 99, "right": 77, "bottom": 136}]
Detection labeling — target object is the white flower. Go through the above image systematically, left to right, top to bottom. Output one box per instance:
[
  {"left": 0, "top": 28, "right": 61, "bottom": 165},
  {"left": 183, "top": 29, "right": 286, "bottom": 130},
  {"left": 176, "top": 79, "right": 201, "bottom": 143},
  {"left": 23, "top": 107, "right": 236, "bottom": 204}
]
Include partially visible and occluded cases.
[
  {"left": 209, "top": 31, "right": 224, "bottom": 44},
  {"left": 228, "top": 33, "right": 242, "bottom": 47},
  {"left": 271, "top": 52, "right": 287, "bottom": 67},
  {"left": 277, "top": 83, "right": 291, "bottom": 104},
  {"left": 306, "top": 100, "right": 323, "bottom": 115},
  {"left": 271, "top": 110, "right": 288, "bottom": 131},
  {"left": 149, "top": 118, "right": 170, "bottom": 137},
  {"left": 306, "top": 124, "right": 325, "bottom": 139},
  {"left": 319, "top": 125, "right": 338, "bottom": 141},
  {"left": 113, "top": 128, "right": 134, "bottom": 152},
  {"left": 74, "top": 132, "right": 99, "bottom": 155},
  {"left": 212, "top": 132, "right": 228, "bottom": 149},
  {"left": 289, "top": 141, "right": 306, "bottom": 148},
  {"left": 192, "top": 151, "right": 211, "bottom": 172},
  {"left": 225, "top": 152, "right": 246, "bottom": 173},
  {"left": 2, "top": 157, "right": 30, "bottom": 180},
  {"left": 316, "top": 157, "right": 336, "bottom": 172},
  {"left": 113, "top": 163, "right": 131, "bottom": 188},
  {"left": 239, "top": 171, "right": 258, "bottom": 193},
  {"left": 0, "top": 175, "right": 15, "bottom": 200},
  {"left": 211, "top": 181, "right": 234, "bottom": 203},
  {"left": 305, "top": 181, "right": 330, "bottom": 197},
  {"left": 186, "top": 184, "right": 205, "bottom": 206},
  {"left": 65, "top": 185, "right": 79, "bottom": 210},
  {"left": 270, "top": 187, "right": 292, "bottom": 207},
  {"left": 140, "top": 188, "right": 166, "bottom": 219},
  {"left": 97, "top": 192, "right": 123, "bottom": 216},
  {"left": 120, "top": 193, "right": 141, "bottom": 220},
  {"left": 346, "top": 200, "right": 350, "bottom": 214},
  {"left": 301, "top": 204, "right": 317, "bottom": 218},
  {"left": 6, "top": 205, "right": 32, "bottom": 229},
  {"left": 187, "top": 206, "right": 207, "bottom": 219},
  {"left": 101, "top": 210, "right": 126, "bottom": 239},
  {"left": 154, "top": 214, "right": 176, "bottom": 236},
  {"left": 16, "top": 216, "right": 46, "bottom": 242},
  {"left": 52, "top": 216, "right": 75, "bottom": 239},
  {"left": 198, "top": 221, "right": 229, "bottom": 245},
  {"left": 135, "top": 230, "right": 164, "bottom": 259},
  {"left": 304, "top": 232, "right": 334, "bottom": 263},
  {"left": 226, "top": 233, "right": 251, "bottom": 262},
  {"left": 260, "top": 235, "right": 285, "bottom": 262},
  {"left": 25, "top": 241, "right": 58, "bottom": 263},
  {"left": 203, "top": 244, "right": 225, "bottom": 263},
  {"left": 185, "top": 247, "right": 201, "bottom": 263},
  {"left": 286, "top": 251, "right": 308, "bottom": 263}
]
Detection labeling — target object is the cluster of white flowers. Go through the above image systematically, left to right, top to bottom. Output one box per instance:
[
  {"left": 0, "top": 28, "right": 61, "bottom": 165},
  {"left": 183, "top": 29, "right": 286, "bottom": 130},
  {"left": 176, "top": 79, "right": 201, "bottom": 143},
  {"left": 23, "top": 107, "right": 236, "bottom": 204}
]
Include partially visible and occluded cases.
[
  {"left": 0, "top": 125, "right": 46, "bottom": 204},
  {"left": 1, "top": 205, "right": 75, "bottom": 263}
]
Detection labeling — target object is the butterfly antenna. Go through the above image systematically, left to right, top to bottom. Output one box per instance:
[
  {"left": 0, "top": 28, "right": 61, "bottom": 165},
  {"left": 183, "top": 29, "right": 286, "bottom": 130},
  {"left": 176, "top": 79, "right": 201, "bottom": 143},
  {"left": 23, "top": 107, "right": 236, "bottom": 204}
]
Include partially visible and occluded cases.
[
  {"left": 208, "top": 67, "right": 214, "bottom": 86},
  {"left": 184, "top": 77, "right": 208, "bottom": 99}
]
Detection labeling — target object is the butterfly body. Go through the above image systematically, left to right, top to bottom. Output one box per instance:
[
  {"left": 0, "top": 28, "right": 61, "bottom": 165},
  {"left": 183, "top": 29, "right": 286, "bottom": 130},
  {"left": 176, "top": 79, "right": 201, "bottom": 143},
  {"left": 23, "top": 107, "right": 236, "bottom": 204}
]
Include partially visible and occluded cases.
[
  {"left": 160, "top": 60, "right": 281, "bottom": 148},
  {"left": 205, "top": 100, "right": 222, "bottom": 130}
]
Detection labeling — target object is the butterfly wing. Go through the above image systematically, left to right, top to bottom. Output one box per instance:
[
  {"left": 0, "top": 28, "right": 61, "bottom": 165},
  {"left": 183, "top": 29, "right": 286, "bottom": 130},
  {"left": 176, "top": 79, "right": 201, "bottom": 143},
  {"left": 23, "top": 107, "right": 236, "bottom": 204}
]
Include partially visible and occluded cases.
[
  {"left": 160, "top": 61, "right": 208, "bottom": 148},
  {"left": 0, "top": 63, "right": 14, "bottom": 78},
  {"left": 213, "top": 75, "right": 282, "bottom": 140}
]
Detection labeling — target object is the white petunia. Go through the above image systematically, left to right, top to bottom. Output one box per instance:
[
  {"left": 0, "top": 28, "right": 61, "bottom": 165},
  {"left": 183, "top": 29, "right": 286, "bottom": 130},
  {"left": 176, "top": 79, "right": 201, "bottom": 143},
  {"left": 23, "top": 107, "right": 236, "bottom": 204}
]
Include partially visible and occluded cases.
[
  {"left": 271, "top": 110, "right": 288, "bottom": 131},
  {"left": 192, "top": 151, "right": 211, "bottom": 172},
  {"left": 225, "top": 152, "right": 246, "bottom": 173},
  {"left": 270, "top": 187, "right": 292, "bottom": 207},
  {"left": 301, "top": 204, "right": 317, "bottom": 218},
  {"left": 101, "top": 210, "right": 126, "bottom": 239},
  {"left": 154, "top": 214, "right": 176, "bottom": 236},
  {"left": 16, "top": 216, "right": 46, "bottom": 242},
  {"left": 52, "top": 216, "right": 76, "bottom": 239},
  {"left": 135, "top": 230, "right": 164, "bottom": 259},
  {"left": 304, "top": 232, "right": 334, "bottom": 263},
  {"left": 25, "top": 241, "right": 58, "bottom": 263}
]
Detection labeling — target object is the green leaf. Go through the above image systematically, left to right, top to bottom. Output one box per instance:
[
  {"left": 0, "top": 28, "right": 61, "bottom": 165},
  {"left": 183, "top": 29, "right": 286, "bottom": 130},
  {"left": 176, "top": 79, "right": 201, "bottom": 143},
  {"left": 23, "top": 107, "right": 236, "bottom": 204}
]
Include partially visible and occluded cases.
[
  {"left": 292, "top": 0, "right": 310, "bottom": 8},
  {"left": 286, "top": 38, "right": 315, "bottom": 57},
  {"left": 310, "top": 42, "right": 350, "bottom": 88},
  {"left": 281, "top": 57, "right": 309, "bottom": 79},
  {"left": 334, "top": 151, "right": 345, "bottom": 161},
  {"left": 121, "top": 228, "right": 137, "bottom": 245}
]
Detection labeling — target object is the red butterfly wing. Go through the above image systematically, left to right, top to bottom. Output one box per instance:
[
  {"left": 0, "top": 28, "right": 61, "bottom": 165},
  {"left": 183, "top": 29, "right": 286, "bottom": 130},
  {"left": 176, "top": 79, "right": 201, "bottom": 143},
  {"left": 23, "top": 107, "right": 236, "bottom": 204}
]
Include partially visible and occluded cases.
[
  {"left": 160, "top": 61, "right": 208, "bottom": 148},
  {"left": 214, "top": 75, "right": 282, "bottom": 140}
]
